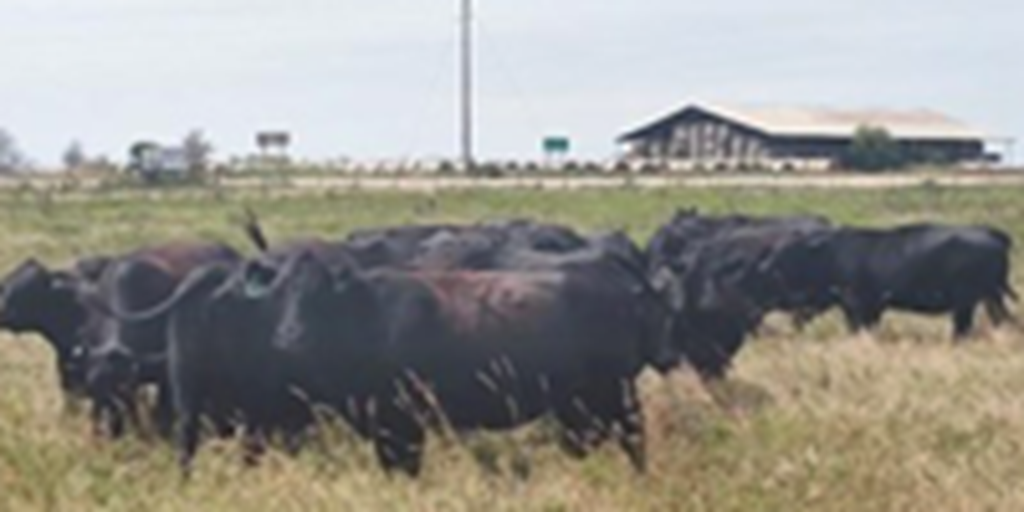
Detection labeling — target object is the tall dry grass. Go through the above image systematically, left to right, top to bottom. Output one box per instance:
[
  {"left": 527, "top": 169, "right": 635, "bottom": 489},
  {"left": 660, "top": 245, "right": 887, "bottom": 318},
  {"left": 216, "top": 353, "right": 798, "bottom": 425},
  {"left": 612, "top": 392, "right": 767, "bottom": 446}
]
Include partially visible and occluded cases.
[{"left": 0, "top": 185, "right": 1022, "bottom": 511}]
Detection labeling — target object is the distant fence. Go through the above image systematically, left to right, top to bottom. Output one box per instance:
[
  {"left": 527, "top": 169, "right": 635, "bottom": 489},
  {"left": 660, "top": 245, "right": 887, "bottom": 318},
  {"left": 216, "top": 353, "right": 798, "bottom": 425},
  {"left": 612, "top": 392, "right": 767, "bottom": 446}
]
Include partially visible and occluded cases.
[{"left": 2, "top": 170, "right": 1024, "bottom": 195}]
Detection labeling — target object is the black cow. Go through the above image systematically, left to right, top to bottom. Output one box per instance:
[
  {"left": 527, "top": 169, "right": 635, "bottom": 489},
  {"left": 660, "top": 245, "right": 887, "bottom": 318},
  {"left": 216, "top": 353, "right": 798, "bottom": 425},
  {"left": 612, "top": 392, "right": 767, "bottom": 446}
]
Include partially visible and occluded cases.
[
  {"left": 242, "top": 209, "right": 590, "bottom": 271},
  {"left": 646, "top": 209, "right": 830, "bottom": 275},
  {"left": 646, "top": 210, "right": 833, "bottom": 379},
  {"left": 475, "top": 218, "right": 589, "bottom": 254},
  {"left": 340, "top": 219, "right": 589, "bottom": 269},
  {"left": 765, "top": 223, "right": 1018, "bottom": 339},
  {"left": 341, "top": 224, "right": 465, "bottom": 268},
  {"left": 414, "top": 226, "right": 641, "bottom": 270},
  {"left": 413, "top": 229, "right": 677, "bottom": 373},
  {"left": 587, "top": 230, "right": 649, "bottom": 269},
  {"left": 655, "top": 232, "right": 788, "bottom": 381},
  {"left": 107, "top": 238, "right": 357, "bottom": 473},
  {"left": 77, "top": 242, "right": 242, "bottom": 437},
  {"left": 254, "top": 251, "right": 650, "bottom": 476},
  {"left": 0, "top": 257, "right": 112, "bottom": 401}
]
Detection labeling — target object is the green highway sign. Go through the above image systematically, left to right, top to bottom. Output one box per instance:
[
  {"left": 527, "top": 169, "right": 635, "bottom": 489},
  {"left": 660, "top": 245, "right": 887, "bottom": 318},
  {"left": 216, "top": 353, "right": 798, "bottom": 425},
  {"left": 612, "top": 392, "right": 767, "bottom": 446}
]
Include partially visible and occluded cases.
[{"left": 543, "top": 136, "right": 571, "bottom": 155}]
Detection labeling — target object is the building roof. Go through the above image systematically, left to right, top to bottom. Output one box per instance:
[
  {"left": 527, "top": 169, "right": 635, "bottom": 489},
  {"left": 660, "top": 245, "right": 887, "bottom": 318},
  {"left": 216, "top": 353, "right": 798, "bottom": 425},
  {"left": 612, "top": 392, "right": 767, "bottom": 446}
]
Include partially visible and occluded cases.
[{"left": 620, "top": 102, "right": 988, "bottom": 142}]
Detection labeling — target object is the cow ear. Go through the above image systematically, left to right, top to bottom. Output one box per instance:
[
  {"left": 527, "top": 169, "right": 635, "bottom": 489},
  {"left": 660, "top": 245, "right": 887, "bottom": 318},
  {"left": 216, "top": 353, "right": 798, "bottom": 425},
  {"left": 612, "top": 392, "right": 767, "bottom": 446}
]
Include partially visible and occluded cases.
[
  {"left": 74, "top": 256, "right": 113, "bottom": 281},
  {"left": 22, "top": 258, "right": 47, "bottom": 273},
  {"left": 242, "top": 260, "right": 278, "bottom": 299}
]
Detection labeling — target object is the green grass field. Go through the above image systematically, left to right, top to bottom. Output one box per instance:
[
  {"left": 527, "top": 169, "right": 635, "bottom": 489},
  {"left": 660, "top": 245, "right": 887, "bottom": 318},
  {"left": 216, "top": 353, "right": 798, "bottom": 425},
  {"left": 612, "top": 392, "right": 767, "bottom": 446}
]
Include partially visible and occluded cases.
[{"left": 0, "top": 185, "right": 1022, "bottom": 511}]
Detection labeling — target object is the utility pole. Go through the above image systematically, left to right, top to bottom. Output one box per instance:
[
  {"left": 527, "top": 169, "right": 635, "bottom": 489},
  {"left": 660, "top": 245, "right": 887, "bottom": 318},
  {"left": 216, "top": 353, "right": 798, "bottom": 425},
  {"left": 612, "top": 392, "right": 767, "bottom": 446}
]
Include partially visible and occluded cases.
[{"left": 460, "top": 0, "right": 475, "bottom": 173}]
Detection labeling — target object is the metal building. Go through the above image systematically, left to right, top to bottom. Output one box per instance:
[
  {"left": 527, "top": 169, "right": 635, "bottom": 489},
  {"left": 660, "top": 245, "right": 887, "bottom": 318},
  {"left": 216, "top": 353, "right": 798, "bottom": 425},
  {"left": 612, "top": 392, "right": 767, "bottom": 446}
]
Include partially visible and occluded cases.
[{"left": 618, "top": 103, "right": 994, "bottom": 171}]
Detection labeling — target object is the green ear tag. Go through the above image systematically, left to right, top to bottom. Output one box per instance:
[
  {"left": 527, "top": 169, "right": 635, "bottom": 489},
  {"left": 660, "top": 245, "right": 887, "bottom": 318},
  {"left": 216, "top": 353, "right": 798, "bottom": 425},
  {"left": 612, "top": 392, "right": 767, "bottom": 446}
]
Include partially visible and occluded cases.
[{"left": 245, "top": 281, "right": 269, "bottom": 299}]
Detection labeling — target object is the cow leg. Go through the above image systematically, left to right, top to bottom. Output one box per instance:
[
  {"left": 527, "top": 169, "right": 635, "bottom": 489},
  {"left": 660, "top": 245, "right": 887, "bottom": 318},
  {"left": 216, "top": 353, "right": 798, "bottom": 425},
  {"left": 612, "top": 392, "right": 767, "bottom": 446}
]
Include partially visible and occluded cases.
[
  {"left": 840, "top": 293, "right": 883, "bottom": 334},
  {"left": 984, "top": 296, "right": 1013, "bottom": 328},
  {"left": 838, "top": 297, "right": 862, "bottom": 333},
  {"left": 952, "top": 305, "right": 976, "bottom": 341},
  {"left": 845, "top": 306, "right": 884, "bottom": 335},
  {"left": 862, "top": 307, "right": 884, "bottom": 331},
  {"left": 791, "top": 308, "right": 823, "bottom": 332},
  {"left": 841, "top": 309, "right": 864, "bottom": 334},
  {"left": 690, "top": 326, "right": 745, "bottom": 383},
  {"left": 56, "top": 360, "right": 86, "bottom": 415},
  {"left": 172, "top": 368, "right": 204, "bottom": 477},
  {"left": 555, "top": 377, "right": 646, "bottom": 472},
  {"left": 608, "top": 378, "right": 646, "bottom": 474},
  {"left": 153, "top": 381, "right": 175, "bottom": 440},
  {"left": 236, "top": 382, "right": 284, "bottom": 466},
  {"left": 94, "top": 396, "right": 130, "bottom": 439},
  {"left": 374, "top": 396, "right": 426, "bottom": 477},
  {"left": 553, "top": 396, "right": 607, "bottom": 460},
  {"left": 280, "top": 397, "right": 315, "bottom": 457},
  {"left": 90, "top": 400, "right": 110, "bottom": 438},
  {"left": 554, "top": 403, "right": 588, "bottom": 459},
  {"left": 176, "top": 409, "right": 201, "bottom": 479},
  {"left": 241, "top": 424, "right": 268, "bottom": 467},
  {"left": 374, "top": 427, "right": 425, "bottom": 478},
  {"left": 282, "top": 429, "right": 307, "bottom": 458}
]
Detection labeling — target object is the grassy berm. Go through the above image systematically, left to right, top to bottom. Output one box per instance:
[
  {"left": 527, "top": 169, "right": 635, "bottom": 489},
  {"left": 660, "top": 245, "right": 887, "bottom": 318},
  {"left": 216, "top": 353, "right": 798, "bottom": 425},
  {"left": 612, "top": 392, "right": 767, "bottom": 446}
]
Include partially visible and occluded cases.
[{"left": 0, "top": 185, "right": 1022, "bottom": 511}]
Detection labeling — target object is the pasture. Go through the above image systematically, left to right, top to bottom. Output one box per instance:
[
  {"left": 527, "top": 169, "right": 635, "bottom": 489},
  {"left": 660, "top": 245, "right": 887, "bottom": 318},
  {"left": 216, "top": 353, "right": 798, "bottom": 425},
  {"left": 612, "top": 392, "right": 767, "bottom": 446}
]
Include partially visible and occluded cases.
[{"left": 1, "top": 184, "right": 1023, "bottom": 511}]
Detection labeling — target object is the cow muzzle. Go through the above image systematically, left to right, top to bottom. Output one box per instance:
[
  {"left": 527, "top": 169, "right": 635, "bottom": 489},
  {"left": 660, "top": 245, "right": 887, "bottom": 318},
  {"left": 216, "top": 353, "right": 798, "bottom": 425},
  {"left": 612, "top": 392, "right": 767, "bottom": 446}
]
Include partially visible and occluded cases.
[{"left": 87, "top": 346, "right": 139, "bottom": 396}]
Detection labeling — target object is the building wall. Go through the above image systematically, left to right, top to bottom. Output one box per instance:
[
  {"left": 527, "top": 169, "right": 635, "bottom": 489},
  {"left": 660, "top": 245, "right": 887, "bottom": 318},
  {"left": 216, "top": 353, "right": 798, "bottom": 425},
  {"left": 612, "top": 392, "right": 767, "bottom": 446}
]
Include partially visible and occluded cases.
[
  {"left": 624, "top": 110, "right": 772, "bottom": 169},
  {"left": 623, "top": 112, "right": 987, "bottom": 171},
  {"left": 897, "top": 140, "right": 985, "bottom": 165}
]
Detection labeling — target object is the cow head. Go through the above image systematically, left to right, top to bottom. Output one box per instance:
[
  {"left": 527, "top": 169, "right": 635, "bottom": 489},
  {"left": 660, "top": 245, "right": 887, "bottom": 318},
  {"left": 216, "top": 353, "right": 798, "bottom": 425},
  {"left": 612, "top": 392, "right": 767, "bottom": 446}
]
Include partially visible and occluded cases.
[
  {"left": 757, "top": 232, "right": 839, "bottom": 310},
  {"left": 246, "top": 250, "right": 365, "bottom": 355},
  {"left": 73, "top": 256, "right": 114, "bottom": 283},
  {"left": 0, "top": 259, "right": 80, "bottom": 333},
  {"left": 0, "top": 259, "right": 95, "bottom": 396},
  {"left": 72, "top": 260, "right": 182, "bottom": 403},
  {"left": 700, "top": 261, "right": 768, "bottom": 327},
  {"left": 638, "top": 266, "right": 685, "bottom": 372},
  {"left": 68, "top": 281, "right": 141, "bottom": 399}
]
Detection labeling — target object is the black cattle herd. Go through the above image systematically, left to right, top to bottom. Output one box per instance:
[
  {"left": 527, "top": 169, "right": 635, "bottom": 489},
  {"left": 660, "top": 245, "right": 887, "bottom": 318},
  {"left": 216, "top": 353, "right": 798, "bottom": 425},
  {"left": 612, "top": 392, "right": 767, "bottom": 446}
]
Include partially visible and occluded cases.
[{"left": 0, "top": 208, "right": 1017, "bottom": 478}]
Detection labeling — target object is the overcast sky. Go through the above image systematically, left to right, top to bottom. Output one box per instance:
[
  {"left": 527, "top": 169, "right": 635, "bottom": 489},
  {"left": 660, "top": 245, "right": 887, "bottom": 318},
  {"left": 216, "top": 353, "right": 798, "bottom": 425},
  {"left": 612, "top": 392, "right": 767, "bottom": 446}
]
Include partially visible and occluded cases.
[{"left": 0, "top": 0, "right": 1019, "bottom": 166}]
